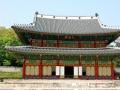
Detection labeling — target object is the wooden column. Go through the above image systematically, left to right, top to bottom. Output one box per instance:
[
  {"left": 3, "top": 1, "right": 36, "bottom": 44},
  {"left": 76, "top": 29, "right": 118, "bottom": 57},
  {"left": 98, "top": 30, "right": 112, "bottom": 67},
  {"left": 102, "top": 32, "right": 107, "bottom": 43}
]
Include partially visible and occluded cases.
[
  {"left": 29, "top": 33, "right": 32, "bottom": 45},
  {"left": 41, "top": 34, "right": 43, "bottom": 47},
  {"left": 57, "top": 35, "right": 59, "bottom": 47},
  {"left": 94, "top": 35, "right": 97, "bottom": 48},
  {"left": 79, "top": 36, "right": 81, "bottom": 48},
  {"left": 29, "top": 38, "right": 32, "bottom": 46},
  {"left": 94, "top": 40, "right": 96, "bottom": 48},
  {"left": 78, "top": 41, "right": 81, "bottom": 48},
  {"left": 39, "top": 54, "right": 43, "bottom": 78},
  {"left": 57, "top": 55, "right": 60, "bottom": 78},
  {"left": 57, "top": 55, "right": 60, "bottom": 65},
  {"left": 79, "top": 55, "right": 82, "bottom": 79},
  {"left": 79, "top": 55, "right": 82, "bottom": 66},
  {"left": 95, "top": 55, "right": 99, "bottom": 79},
  {"left": 23, "top": 57, "right": 27, "bottom": 79},
  {"left": 111, "top": 57, "right": 115, "bottom": 79},
  {"left": 39, "top": 65, "right": 43, "bottom": 78}
]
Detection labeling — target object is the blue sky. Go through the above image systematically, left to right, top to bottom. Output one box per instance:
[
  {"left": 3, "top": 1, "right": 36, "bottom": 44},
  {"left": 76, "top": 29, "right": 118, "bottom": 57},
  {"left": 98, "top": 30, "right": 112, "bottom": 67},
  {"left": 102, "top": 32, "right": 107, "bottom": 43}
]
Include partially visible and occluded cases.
[{"left": 0, "top": 0, "right": 120, "bottom": 27}]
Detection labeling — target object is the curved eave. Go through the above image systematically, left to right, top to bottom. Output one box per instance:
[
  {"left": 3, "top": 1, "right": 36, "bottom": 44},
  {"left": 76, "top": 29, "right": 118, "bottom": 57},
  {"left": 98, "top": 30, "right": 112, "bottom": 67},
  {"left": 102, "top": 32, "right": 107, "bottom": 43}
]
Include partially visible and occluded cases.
[
  {"left": 11, "top": 18, "right": 120, "bottom": 35},
  {"left": 11, "top": 25, "right": 120, "bottom": 35},
  {"left": 5, "top": 46, "right": 120, "bottom": 55}
]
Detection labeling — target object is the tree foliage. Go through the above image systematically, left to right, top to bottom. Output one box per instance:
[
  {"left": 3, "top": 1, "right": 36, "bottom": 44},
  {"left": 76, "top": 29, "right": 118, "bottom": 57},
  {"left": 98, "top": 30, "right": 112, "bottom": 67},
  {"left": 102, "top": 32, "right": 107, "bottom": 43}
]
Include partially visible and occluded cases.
[{"left": 0, "top": 27, "right": 22, "bottom": 66}]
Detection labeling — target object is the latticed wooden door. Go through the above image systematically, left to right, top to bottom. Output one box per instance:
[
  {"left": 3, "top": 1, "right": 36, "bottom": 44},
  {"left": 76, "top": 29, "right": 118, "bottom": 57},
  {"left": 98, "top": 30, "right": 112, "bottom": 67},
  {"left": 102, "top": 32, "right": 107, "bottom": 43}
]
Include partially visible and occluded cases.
[{"left": 25, "top": 65, "right": 39, "bottom": 78}]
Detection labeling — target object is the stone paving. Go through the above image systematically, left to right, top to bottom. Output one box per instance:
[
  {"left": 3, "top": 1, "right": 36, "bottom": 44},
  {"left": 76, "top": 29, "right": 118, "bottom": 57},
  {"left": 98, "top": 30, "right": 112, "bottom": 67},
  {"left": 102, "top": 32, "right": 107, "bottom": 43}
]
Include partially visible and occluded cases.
[{"left": 0, "top": 79, "right": 120, "bottom": 90}]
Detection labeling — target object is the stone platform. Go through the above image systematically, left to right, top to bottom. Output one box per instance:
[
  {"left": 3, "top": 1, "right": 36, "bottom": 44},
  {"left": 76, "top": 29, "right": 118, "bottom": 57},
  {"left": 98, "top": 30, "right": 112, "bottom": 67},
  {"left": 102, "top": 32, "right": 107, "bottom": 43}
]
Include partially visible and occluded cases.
[{"left": 0, "top": 79, "right": 120, "bottom": 90}]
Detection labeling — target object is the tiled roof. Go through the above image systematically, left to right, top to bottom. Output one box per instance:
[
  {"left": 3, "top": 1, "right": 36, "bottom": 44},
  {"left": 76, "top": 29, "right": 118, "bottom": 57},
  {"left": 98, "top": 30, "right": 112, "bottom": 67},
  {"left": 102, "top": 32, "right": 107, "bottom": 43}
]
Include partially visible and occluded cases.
[
  {"left": 12, "top": 14, "right": 120, "bottom": 34},
  {"left": 5, "top": 46, "right": 120, "bottom": 55}
]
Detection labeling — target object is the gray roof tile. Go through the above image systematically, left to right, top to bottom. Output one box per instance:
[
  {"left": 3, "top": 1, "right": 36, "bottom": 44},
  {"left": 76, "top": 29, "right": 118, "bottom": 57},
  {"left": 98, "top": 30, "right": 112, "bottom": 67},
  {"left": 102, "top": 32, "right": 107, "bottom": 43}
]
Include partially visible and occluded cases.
[
  {"left": 12, "top": 15, "right": 120, "bottom": 34},
  {"left": 5, "top": 46, "right": 120, "bottom": 55}
]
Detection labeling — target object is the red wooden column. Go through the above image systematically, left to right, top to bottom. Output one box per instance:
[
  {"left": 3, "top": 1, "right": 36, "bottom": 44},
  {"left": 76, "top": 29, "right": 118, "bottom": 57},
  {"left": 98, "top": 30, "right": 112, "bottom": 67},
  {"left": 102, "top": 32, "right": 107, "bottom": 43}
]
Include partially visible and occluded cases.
[
  {"left": 28, "top": 33, "right": 32, "bottom": 45},
  {"left": 41, "top": 34, "right": 43, "bottom": 47},
  {"left": 57, "top": 35, "right": 59, "bottom": 47},
  {"left": 94, "top": 35, "right": 97, "bottom": 48},
  {"left": 79, "top": 36, "right": 81, "bottom": 48},
  {"left": 29, "top": 38, "right": 32, "bottom": 46},
  {"left": 94, "top": 40, "right": 96, "bottom": 48},
  {"left": 78, "top": 41, "right": 81, "bottom": 48},
  {"left": 39, "top": 54, "right": 43, "bottom": 78},
  {"left": 56, "top": 55, "right": 60, "bottom": 78},
  {"left": 79, "top": 55, "right": 82, "bottom": 79},
  {"left": 79, "top": 55, "right": 82, "bottom": 66},
  {"left": 95, "top": 55, "right": 99, "bottom": 79},
  {"left": 23, "top": 57, "right": 27, "bottom": 79},
  {"left": 111, "top": 58, "right": 115, "bottom": 79},
  {"left": 39, "top": 64, "right": 43, "bottom": 78}
]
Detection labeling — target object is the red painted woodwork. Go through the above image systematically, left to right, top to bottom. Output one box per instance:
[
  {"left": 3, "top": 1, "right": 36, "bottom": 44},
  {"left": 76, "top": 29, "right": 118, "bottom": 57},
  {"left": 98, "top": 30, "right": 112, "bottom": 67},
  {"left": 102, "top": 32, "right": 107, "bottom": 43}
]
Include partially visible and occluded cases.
[
  {"left": 40, "top": 34, "right": 43, "bottom": 47},
  {"left": 57, "top": 35, "right": 59, "bottom": 47},
  {"left": 29, "top": 38, "right": 32, "bottom": 45},
  {"left": 41, "top": 39, "right": 43, "bottom": 47},
  {"left": 94, "top": 40, "right": 96, "bottom": 48},
  {"left": 78, "top": 41, "right": 81, "bottom": 48},
  {"left": 23, "top": 54, "right": 115, "bottom": 79},
  {"left": 79, "top": 55, "right": 82, "bottom": 65},
  {"left": 95, "top": 56, "right": 98, "bottom": 79},
  {"left": 39, "top": 57, "right": 42, "bottom": 78},
  {"left": 23, "top": 58, "right": 26, "bottom": 79},
  {"left": 110, "top": 58, "right": 115, "bottom": 79},
  {"left": 39, "top": 64, "right": 43, "bottom": 78},
  {"left": 111, "top": 64, "right": 115, "bottom": 79},
  {"left": 95, "top": 65, "right": 98, "bottom": 79}
]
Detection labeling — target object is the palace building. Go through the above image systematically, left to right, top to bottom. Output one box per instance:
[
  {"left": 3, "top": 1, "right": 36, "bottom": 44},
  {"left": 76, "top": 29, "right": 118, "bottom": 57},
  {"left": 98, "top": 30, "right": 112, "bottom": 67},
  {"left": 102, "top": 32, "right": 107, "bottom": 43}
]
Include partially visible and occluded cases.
[{"left": 6, "top": 12, "right": 120, "bottom": 79}]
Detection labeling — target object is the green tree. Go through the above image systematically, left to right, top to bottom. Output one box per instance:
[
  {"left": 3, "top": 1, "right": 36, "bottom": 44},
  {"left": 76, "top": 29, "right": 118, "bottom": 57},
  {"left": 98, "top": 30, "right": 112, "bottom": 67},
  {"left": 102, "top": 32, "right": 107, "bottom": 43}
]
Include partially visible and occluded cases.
[{"left": 0, "top": 27, "right": 22, "bottom": 66}]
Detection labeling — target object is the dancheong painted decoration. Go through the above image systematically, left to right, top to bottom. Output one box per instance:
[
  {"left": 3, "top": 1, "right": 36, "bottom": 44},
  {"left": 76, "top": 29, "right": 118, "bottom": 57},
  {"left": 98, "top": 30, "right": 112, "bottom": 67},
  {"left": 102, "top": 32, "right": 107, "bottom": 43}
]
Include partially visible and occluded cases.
[{"left": 5, "top": 12, "right": 120, "bottom": 79}]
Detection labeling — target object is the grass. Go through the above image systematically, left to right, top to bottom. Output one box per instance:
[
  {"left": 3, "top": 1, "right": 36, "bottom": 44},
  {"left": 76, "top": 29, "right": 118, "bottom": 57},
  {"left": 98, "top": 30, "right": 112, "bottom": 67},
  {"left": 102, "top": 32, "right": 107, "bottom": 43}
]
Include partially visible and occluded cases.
[{"left": 0, "top": 71, "right": 22, "bottom": 79}]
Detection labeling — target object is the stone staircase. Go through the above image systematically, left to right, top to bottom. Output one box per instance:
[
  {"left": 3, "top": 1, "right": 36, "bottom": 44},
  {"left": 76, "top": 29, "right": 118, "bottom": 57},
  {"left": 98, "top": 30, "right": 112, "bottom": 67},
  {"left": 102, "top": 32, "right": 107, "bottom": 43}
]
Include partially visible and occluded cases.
[{"left": 0, "top": 79, "right": 120, "bottom": 90}]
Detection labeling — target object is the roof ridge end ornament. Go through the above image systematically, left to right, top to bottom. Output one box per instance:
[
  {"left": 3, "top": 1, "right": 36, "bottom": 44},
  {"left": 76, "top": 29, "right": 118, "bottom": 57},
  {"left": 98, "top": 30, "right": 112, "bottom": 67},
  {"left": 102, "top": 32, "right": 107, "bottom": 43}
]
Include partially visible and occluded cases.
[
  {"left": 34, "top": 11, "right": 39, "bottom": 25},
  {"left": 35, "top": 11, "right": 39, "bottom": 16},
  {"left": 95, "top": 13, "right": 99, "bottom": 17},
  {"left": 53, "top": 16, "right": 55, "bottom": 18},
  {"left": 66, "top": 17, "right": 68, "bottom": 19}
]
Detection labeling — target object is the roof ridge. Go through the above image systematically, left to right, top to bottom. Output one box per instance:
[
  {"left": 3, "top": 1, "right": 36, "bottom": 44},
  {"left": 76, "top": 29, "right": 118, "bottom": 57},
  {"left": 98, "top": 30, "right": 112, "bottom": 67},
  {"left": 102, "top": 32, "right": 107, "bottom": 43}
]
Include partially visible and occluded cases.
[{"left": 36, "top": 14, "right": 97, "bottom": 20}]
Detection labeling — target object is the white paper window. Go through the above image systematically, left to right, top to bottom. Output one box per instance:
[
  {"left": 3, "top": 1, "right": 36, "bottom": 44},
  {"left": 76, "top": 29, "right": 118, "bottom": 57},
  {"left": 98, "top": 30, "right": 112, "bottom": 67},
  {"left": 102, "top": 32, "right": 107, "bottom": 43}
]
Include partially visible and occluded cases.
[
  {"left": 56, "top": 66, "right": 60, "bottom": 75},
  {"left": 60, "top": 66, "right": 64, "bottom": 76},
  {"left": 79, "top": 66, "right": 82, "bottom": 76},
  {"left": 74, "top": 67, "right": 78, "bottom": 76}
]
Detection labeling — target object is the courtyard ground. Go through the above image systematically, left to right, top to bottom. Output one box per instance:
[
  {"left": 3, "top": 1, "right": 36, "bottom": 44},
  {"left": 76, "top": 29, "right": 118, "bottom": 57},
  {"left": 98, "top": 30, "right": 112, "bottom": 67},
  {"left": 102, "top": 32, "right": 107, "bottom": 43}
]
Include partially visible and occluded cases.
[
  {"left": 0, "top": 66, "right": 120, "bottom": 90},
  {"left": 0, "top": 79, "right": 120, "bottom": 90}
]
